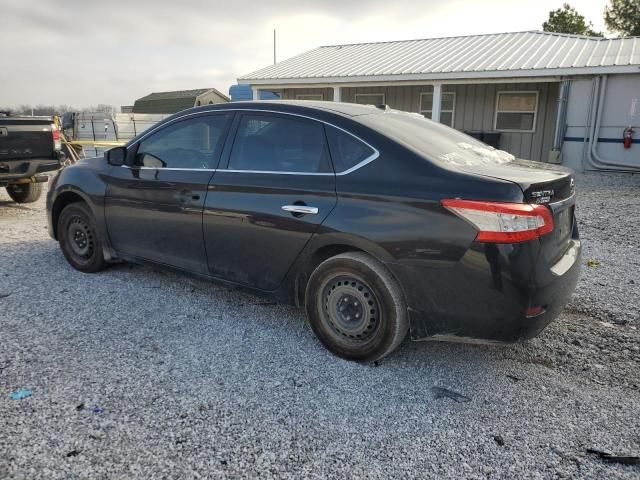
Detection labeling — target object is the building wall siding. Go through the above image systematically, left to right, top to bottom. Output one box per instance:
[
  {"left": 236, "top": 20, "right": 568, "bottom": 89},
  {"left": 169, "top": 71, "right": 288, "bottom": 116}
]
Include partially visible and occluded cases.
[
  {"left": 564, "top": 74, "right": 640, "bottom": 172},
  {"left": 281, "top": 82, "right": 559, "bottom": 161},
  {"left": 281, "top": 88, "right": 334, "bottom": 101}
]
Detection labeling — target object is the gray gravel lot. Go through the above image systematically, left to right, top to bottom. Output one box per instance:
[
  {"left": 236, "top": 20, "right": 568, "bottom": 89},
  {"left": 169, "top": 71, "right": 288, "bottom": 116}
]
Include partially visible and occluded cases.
[{"left": 1, "top": 173, "right": 639, "bottom": 479}]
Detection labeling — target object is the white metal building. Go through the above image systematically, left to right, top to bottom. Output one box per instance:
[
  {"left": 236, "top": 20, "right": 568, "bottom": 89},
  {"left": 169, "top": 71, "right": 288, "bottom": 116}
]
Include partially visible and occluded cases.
[{"left": 239, "top": 31, "right": 640, "bottom": 172}]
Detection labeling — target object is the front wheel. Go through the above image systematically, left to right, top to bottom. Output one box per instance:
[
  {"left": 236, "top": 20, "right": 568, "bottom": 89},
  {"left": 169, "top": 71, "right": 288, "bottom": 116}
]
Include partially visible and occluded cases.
[
  {"left": 6, "top": 183, "right": 43, "bottom": 203},
  {"left": 57, "top": 202, "right": 106, "bottom": 273},
  {"left": 305, "top": 252, "right": 408, "bottom": 362}
]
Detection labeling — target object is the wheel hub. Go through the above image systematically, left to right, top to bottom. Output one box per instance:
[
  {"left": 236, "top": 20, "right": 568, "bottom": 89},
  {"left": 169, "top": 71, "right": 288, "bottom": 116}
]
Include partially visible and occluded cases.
[
  {"left": 67, "top": 218, "right": 94, "bottom": 259},
  {"left": 322, "top": 275, "right": 379, "bottom": 341},
  {"left": 337, "top": 293, "right": 363, "bottom": 323}
]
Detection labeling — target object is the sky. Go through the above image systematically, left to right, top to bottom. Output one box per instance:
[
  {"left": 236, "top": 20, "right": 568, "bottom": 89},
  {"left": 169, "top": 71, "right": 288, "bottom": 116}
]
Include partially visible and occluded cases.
[{"left": 0, "top": 0, "right": 609, "bottom": 109}]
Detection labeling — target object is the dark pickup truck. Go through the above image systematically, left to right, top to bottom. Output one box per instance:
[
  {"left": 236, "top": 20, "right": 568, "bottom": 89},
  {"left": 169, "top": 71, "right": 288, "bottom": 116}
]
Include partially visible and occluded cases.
[{"left": 0, "top": 115, "right": 64, "bottom": 203}]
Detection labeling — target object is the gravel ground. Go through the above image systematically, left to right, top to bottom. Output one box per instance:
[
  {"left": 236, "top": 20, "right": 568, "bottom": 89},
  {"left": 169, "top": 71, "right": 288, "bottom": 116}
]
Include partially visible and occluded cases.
[{"left": 0, "top": 173, "right": 639, "bottom": 479}]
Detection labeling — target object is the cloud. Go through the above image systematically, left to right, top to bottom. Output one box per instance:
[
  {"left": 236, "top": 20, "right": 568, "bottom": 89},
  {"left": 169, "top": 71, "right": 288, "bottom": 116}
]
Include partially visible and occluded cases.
[{"left": 0, "top": 0, "right": 609, "bottom": 108}]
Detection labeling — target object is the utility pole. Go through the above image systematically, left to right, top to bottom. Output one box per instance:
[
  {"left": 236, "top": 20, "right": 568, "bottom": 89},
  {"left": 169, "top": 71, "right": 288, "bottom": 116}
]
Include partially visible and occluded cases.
[{"left": 273, "top": 29, "right": 276, "bottom": 64}]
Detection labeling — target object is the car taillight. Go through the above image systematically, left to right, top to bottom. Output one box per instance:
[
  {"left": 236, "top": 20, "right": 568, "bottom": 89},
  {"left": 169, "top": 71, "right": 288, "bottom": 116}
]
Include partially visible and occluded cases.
[
  {"left": 51, "top": 123, "right": 61, "bottom": 151},
  {"left": 441, "top": 199, "right": 554, "bottom": 243}
]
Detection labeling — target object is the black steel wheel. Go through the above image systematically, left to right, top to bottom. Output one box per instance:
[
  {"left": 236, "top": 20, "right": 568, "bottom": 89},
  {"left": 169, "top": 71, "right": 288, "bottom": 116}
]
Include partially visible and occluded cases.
[
  {"left": 58, "top": 202, "right": 106, "bottom": 273},
  {"left": 306, "top": 252, "right": 408, "bottom": 362},
  {"left": 321, "top": 275, "right": 381, "bottom": 342}
]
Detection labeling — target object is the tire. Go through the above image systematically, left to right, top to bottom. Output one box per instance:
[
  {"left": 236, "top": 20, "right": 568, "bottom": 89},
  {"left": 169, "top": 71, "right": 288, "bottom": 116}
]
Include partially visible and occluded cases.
[
  {"left": 6, "top": 183, "right": 43, "bottom": 203},
  {"left": 57, "top": 202, "right": 106, "bottom": 273},
  {"left": 305, "top": 252, "right": 409, "bottom": 362}
]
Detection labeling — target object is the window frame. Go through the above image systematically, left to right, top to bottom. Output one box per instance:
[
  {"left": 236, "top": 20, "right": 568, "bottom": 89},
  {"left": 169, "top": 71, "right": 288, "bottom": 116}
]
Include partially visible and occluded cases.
[
  {"left": 494, "top": 90, "right": 539, "bottom": 133},
  {"left": 419, "top": 91, "right": 456, "bottom": 127},
  {"left": 295, "top": 93, "right": 323, "bottom": 101},
  {"left": 354, "top": 93, "right": 385, "bottom": 105},
  {"left": 126, "top": 109, "right": 380, "bottom": 176},
  {"left": 224, "top": 111, "right": 333, "bottom": 175},
  {"left": 130, "top": 112, "right": 232, "bottom": 171},
  {"left": 325, "top": 124, "right": 378, "bottom": 175}
]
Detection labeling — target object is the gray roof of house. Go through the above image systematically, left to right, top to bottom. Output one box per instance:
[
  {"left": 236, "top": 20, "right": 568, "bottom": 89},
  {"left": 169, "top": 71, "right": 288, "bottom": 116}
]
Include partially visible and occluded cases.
[
  {"left": 239, "top": 31, "right": 640, "bottom": 84},
  {"left": 133, "top": 88, "right": 229, "bottom": 114}
]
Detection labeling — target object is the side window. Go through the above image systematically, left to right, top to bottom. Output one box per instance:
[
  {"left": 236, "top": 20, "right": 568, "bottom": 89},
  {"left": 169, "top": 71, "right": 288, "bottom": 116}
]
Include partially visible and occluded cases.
[
  {"left": 136, "top": 114, "right": 230, "bottom": 169},
  {"left": 228, "top": 114, "right": 331, "bottom": 173},
  {"left": 326, "top": 126, "right": 375, "bottom": 173}
]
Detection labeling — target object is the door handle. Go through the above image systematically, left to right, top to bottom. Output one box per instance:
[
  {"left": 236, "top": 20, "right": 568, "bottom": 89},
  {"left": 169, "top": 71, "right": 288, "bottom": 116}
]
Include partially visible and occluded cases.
[{"left": 282, "top": 205, "right": 319, "bottom": 215}]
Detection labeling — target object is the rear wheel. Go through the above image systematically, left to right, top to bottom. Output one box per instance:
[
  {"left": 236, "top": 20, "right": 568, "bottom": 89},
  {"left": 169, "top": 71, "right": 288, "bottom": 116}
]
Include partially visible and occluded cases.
[
  {"left": 6, "top": 183, "right": 43, "bottom": 203},
  {"left": 58, "top": 202, "right": 106, "bottom": 273},
  {"left": 305, "top": 252, "right": 408, "bottom": 362}
]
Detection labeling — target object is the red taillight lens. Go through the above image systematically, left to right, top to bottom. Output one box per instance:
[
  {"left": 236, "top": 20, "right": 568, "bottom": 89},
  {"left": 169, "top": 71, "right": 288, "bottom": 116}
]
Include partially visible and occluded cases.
[
  {"left": 51, "top": 123, "right": 60, "bottom": 141},
  {"left": 51, "top": 123, "right": 61, "bottom": 151},
  {"left": 441, "top": 199, "right": 554, "bottom": 243}
]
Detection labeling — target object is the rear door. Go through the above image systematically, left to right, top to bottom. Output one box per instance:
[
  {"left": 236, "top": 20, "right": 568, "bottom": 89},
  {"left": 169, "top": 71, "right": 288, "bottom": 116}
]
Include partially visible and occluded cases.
[
  {"left": 203, "top": 111, "right": 337, "bottom": 290},
  {"left": 104, "top": 112, "right": 232, "bottom": 274}
]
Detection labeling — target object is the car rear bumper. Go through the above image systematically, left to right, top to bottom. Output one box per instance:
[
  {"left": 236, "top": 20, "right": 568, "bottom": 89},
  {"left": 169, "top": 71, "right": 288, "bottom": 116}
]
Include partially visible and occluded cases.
[{"left": 386, "top": 238, "right": 582, "bottom": 343}]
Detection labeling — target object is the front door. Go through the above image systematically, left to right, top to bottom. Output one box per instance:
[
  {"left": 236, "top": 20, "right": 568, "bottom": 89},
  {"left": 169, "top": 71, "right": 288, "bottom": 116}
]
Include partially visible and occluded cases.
[
  {"left": 105, "top": 112, "right": 232, "bottom": 274},
  {"left": 203, "top": 112, "right": 337, "bottom": 290}
]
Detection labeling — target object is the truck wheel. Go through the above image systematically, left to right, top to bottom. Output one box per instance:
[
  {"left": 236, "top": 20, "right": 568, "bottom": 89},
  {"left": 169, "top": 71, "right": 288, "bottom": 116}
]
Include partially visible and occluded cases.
[
  {"left": 6, "top": 183, "right": 43, "bottom": 203},
  {"left": 57, "top": 202, "right": 106, "bottom": 273},
  {"left": 305, "top": 252, "right": 408, "bottom": 362}
]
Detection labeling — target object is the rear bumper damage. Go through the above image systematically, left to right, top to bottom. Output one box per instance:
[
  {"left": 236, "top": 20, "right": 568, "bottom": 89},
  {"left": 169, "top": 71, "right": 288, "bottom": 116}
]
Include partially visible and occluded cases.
[{"left": 387, "top": 237, "right": 582, "bottom": 344}]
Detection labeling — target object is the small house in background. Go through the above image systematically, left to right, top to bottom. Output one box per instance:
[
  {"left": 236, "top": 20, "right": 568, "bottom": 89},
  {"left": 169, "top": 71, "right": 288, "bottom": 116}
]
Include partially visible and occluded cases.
[
  {"left": 132, "top": 88, "right": 230, "bottom": 114},
  {"left": 120, "top": 106, "right": 134, "bottom": 113}
]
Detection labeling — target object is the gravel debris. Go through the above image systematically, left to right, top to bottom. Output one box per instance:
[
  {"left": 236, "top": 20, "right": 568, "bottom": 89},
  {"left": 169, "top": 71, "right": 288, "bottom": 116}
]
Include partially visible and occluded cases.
[{"left": 1, "top": 174, "right": 639, "bottom": 479}]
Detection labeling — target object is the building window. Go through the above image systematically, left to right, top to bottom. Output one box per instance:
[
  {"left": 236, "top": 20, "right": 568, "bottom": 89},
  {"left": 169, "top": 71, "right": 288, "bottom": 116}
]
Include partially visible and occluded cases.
[
  {"left": 494, "top": 91, "right": 538, "bottom": 132},
  {"left": 420, "top": 92, "right": 456, "bottom": 127},
  {"left": 354, "top": 93, "right": 385, "bottom": 105},
  {"left": 296, "top": 94, "right": 323, "bottom": 101}
]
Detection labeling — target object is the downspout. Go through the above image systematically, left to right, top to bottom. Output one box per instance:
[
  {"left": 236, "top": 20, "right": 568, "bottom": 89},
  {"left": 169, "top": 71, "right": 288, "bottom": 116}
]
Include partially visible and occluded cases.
[
  {"left": 587, "top": 75, "right": 640, "bottom": 172},
  {"left": 549, "top": 79, "right": 570, "bottom": 163},
  {"left": 552, "top": 79, "right": 570, "bottom": 151}
]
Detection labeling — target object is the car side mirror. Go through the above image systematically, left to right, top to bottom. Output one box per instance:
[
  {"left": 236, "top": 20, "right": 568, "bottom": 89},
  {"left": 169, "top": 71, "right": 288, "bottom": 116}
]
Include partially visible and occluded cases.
[{"left": 106, "top": 146, "right": 127, "bottom": 166}]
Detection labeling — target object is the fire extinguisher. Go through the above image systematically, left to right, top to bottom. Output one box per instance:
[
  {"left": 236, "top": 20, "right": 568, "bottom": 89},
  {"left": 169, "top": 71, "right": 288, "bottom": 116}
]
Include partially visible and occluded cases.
[{"left": 623, "top": 126, "right": 634, "bottom": 149}]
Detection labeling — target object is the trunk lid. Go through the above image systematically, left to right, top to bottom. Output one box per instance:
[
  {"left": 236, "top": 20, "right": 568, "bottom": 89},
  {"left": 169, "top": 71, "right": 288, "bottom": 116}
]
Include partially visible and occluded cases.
[{"left": 455, "top": 157, "right": 575, "bottom": 204}]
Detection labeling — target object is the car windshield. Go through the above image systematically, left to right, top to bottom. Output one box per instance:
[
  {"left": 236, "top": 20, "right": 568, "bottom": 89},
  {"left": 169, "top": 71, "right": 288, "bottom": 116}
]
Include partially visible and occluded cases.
[{"left": 358, "top": 109, "right": 516, "bottom": 167}]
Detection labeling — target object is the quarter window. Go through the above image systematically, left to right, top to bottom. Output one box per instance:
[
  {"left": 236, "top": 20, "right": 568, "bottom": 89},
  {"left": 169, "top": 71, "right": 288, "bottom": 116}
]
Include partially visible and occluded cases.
[
  {"left": 494, "top": 91, "right": 538, "bottom": 132},
  {"left": 420, "top": 92, "right": 456, "bottom": 127},
  {"left": 354, "top": 93, "right": 385, "bottom": 105},
  {"left": 136, "top": 114, "right": 230, "bottom": 169},
  {"left": 228, "top": 114, "right": 331, "bottom": 173},
  {"left": 326, "top": 126, "right": 375, "bottom": 173}
]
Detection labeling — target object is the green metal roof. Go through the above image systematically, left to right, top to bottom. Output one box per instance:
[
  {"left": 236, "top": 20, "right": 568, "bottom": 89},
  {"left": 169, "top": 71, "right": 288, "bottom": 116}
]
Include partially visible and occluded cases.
[{"left": 132, "top": 88, "right": 229, "bottom": 114}]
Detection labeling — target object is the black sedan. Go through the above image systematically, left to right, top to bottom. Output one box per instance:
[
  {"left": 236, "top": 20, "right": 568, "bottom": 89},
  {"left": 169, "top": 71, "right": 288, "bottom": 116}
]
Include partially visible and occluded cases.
[{"left": 47, "top": 101, "right": 581, "bottom": 361}]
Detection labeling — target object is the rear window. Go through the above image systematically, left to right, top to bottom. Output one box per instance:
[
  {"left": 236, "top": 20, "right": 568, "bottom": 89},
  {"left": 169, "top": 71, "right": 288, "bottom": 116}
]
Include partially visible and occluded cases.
[
  {"left": 358, "top": 110, "right": 515, "bottom": 167},
  {"left": 326, "top": 126, "right": 375, "bottom": 173}
]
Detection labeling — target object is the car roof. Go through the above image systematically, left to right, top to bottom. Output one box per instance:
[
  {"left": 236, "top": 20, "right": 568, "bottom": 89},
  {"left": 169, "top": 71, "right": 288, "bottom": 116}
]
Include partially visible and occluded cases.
[{"left": 190, "top": 100, "right": 385, "bottom": 118}]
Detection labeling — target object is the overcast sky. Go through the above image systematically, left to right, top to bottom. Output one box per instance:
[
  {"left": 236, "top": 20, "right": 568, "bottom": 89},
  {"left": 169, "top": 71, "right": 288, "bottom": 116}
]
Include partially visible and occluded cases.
[{"left": 0, "top": 0, "right": 609, "bottom": 108}]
